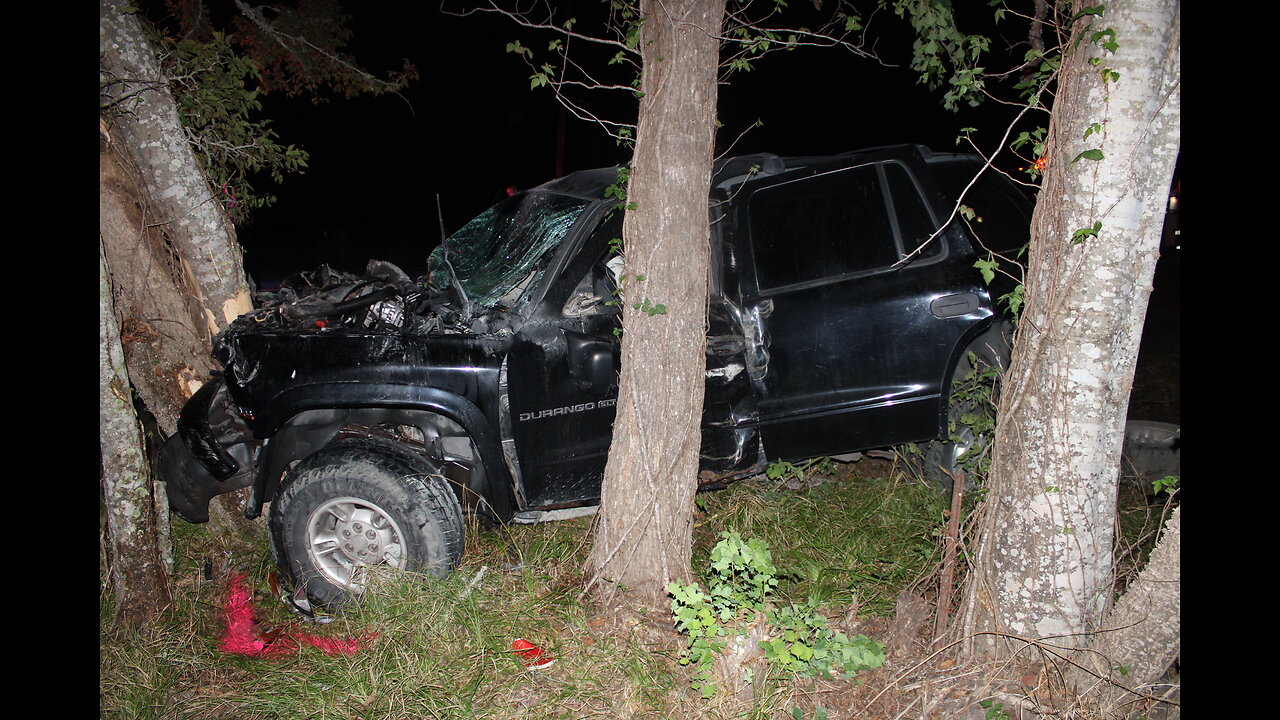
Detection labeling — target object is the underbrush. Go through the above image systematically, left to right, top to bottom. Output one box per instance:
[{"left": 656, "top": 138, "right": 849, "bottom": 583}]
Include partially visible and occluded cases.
[{"left": 1113, "top": 474, "right": 1180, "bottom": 596}]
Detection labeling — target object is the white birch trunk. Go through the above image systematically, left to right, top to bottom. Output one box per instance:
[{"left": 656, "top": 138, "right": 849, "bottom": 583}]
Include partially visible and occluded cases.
[{"left": 961, "top": 0, "right": 1179, "bottom": 655}]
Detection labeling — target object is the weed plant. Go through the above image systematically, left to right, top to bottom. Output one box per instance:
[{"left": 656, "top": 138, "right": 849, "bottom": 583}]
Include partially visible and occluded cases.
[{"left": 692, "top": 464, "right": 946, "bottom": 616}]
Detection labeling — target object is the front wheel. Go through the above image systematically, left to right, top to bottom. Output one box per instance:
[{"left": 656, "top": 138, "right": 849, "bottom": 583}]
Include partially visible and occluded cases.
[{"left": 269, "top": 437, "right": 464, "bottom": 608}]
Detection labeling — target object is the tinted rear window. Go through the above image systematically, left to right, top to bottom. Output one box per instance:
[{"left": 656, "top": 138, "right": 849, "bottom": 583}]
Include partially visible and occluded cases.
[{"left": 929, "top": 160, "right": 1033, "bottom": 256}]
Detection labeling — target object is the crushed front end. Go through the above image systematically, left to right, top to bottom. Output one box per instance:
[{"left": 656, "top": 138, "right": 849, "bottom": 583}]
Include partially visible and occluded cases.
[{"left": 158, "top": 375, "right": 258, "bottom": 522}]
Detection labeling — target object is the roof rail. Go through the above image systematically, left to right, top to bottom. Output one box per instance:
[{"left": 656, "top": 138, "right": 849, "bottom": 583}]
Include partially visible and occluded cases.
[{"left": 712, "top": 153, "right": 787, "bottom": 187}]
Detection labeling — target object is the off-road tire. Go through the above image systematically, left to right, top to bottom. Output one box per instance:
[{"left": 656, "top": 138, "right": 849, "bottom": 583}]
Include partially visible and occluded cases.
[
  {"left": 914, "top": 323, "right": 1012, "bottom": 494},
  {"left": 917, "top": 357, "right": 985, "bottom": 493},
  {"left": 269, "top": 437, "right": 464, "bottom": 608}
]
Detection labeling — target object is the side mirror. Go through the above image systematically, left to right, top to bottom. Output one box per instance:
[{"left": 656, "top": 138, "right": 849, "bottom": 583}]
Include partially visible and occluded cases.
[{"left": 565, "top": 331, "right": 617, "bottom": 398}]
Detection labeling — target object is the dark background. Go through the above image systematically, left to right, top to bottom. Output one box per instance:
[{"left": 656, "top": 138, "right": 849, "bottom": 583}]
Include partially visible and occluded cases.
[
  {"left": 222, "top": 2, "right": 1175, "bottom": 424},
  {"left": 237, "top": 2, "right": 1037, "bottom": 280}
]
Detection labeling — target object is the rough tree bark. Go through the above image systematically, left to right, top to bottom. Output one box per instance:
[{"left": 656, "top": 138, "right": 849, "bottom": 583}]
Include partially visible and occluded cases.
[
  {"left": 100, "top": 0, "right": 254, "bottom": 343},
  {"left": 100, "top": 0, "right": 261, "bottom": 608},
  {"left": 587, "top": 0, "right": 726, "bottom": 611},
  {"left": 959, "top": 0, "right": 1179, "bottom": 661},
  {"left": 99, "top": 133, "right": 217, "bottom": 439},
  {"left": 101, "top": 246, "right": 172, "bottom": 627},
  {"left": 1071, "top": 504, "right": 1180, "bottom": 715}
]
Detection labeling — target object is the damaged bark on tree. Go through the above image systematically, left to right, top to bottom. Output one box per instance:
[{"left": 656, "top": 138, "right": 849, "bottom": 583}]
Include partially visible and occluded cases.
[
  {"left": 100, "top": 0, "right": 254, "bottom": 340},
  {"left": 100, "top": 0, "right": 264, "bottom": 604},
  {"left": 101, "top": 0, "right": 426, "bottom": 615},
  {"left": 99, "top": 134, "right": 217, "bottom": 439}
]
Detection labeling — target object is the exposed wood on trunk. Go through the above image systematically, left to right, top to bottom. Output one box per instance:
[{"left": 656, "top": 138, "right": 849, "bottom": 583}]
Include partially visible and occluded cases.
[{"left": 100, "top": 0, "right": 253, "bottom": 337}]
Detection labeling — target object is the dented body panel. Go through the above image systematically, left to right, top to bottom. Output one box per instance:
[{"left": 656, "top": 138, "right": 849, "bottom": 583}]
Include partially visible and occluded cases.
[{"left": 159, "top": 145, "right": 1029, "bottom": 525}]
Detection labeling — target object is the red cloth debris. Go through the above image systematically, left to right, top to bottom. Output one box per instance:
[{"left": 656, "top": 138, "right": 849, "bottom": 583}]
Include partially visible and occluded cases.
[
  {"left": 218, "top": 573, "right": 376, "bottom": 657},
  {"left": 510, "top": 638, "right": 555, "bottom": 669}
]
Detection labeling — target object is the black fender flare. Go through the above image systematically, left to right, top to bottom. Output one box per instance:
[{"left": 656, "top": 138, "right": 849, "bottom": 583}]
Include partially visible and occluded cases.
[
  {"left": 937, "top": 319, "right": 1014, "bottom": 434},
  {"left": 247, "top": 384, "right": 515, "bottom": 522}
]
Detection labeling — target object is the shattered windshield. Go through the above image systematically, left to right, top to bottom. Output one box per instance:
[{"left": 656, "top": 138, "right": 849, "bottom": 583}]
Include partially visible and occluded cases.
[{"left": 429, "top": 191, "right": 592, "bottom": 310}]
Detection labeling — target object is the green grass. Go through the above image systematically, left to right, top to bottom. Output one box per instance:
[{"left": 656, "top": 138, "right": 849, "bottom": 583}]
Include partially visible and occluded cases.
[
  {"left": 100, "top": 461, "right": 948, "bottom": 719},
  {"left": 692, "top": 464, "right": 945, "bottom": 615}
]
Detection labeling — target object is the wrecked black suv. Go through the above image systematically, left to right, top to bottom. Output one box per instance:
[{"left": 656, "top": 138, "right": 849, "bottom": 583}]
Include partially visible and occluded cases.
[{"left": 159, "top": 144, "right": 1029, "bottom": 606}]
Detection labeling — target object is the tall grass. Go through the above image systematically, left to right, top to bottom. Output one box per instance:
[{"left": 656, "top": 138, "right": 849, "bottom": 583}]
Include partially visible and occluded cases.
[
  {"left": 100, "top": 461, "right": 947, "bottom": 719},
  {"left": 692, "top": 464, "right": 945, "bottom": 615}
]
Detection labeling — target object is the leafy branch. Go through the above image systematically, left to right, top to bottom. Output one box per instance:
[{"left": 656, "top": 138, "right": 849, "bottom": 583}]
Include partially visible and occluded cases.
[
  {"left": 230, "top": 0, "right": 418, "bottom": 105},
  {"left": 468, "top": 0, "right": 1002, "bottom": 150},
  {"left": 145, "top": 28, "right": 309, "bottom": 221}
]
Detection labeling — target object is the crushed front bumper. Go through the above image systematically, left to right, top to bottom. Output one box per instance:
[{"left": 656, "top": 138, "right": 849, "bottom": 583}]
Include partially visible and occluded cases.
[
  {"left": 157, "top": 377, "right": 258, "bottom": 522},
  {"left": 158, "top": 433, "right": 254, "bottom": 522}
]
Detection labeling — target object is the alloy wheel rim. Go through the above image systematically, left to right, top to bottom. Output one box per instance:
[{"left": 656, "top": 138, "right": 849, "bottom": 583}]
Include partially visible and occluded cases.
[{"left": 305, "top": 497, "right": 406, "bottom": 591}]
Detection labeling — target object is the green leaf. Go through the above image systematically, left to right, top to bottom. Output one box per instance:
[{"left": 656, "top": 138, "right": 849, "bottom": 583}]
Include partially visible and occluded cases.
[
  {"left": 1072, "top": 6, "right": 1106, "bottom": 22},
  {"left": 1071, "top": 148, "right": 1105, "bottom": 164},
  {"left": 1071, "top": 221, "right": 1103, "bottom": 244},
  {"left": 974, "top": 257, "right": 997, "bottom": 284},
  {"left": 999, "top": 285, "right": 1024, "bottom": 316},
  {"left": 1153, "top": 475, "right": 1179, "bottom": 495}
]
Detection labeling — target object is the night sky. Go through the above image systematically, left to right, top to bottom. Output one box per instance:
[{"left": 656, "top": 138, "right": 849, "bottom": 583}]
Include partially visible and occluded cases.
[{"left": 237, "top": 2, "right": 1034, "bottom": 282}]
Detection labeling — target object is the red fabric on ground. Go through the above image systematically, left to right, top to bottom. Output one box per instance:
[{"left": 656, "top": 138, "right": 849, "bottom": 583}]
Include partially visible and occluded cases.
[{"left": 218, "top": 573, "right": 376, "bottom": 657}]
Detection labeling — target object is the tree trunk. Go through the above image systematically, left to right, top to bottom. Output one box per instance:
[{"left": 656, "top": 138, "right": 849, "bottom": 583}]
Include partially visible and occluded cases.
[
  {"left": 100, "top": 0, "right": 253, "bottom": 340},
  {"left": 100, "top": 0, "right": 261, "bottom": 548},
  {"left": 587, "top": 0, "right": 726, "bottom": 611},
  {"left": 959, "top": 0, "right": 1179, "bottom": 657},
  {"left": 99, "top": 133, "right": 217, "bottom": 438},
  {"left": 101, "top": 244, "right": 173, "bottom": 628},
  {"left": 1070, "top": 504, "right": 1180, "bottom": 715}
]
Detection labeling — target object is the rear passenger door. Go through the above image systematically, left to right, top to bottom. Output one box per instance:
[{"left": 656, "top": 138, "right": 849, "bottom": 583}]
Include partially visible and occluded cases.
[{"left": 731, "top": 151, "right": 994, "bottom": 461}]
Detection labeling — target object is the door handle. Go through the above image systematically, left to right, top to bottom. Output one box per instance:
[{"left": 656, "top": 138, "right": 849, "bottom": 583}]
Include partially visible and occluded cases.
[{"left": 929, "top": 292, "right": 981, "bottom": 318}]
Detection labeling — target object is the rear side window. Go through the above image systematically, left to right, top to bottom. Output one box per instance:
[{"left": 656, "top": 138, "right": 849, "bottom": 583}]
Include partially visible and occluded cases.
[
  {"left": 930, "top": 160, "right": 1032, "bottom": 256},
  {"left": 884, "top": 162, "right": 943, "bottom": 259},
  {"left": 747, "top": 165, "right": 897, "bottom": 292}
]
